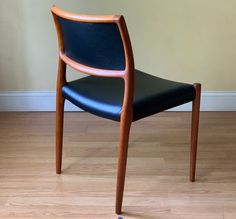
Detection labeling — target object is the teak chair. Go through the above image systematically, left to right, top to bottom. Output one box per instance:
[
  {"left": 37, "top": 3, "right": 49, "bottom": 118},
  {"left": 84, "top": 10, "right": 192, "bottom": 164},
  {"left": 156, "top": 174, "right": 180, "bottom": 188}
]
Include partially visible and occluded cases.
[{"left": 51, "top": 6, "right": 201, "bottom": 215}]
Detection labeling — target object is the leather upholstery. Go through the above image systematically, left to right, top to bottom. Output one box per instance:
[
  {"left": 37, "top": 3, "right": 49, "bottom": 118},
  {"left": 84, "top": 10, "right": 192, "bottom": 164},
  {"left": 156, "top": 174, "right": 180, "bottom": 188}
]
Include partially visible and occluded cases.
[
  {"left": 58, "top": 17, "right": 125, "bottom": 70},
  {"left": 62, "top": 70, "right": 196, "bottom": 122}
]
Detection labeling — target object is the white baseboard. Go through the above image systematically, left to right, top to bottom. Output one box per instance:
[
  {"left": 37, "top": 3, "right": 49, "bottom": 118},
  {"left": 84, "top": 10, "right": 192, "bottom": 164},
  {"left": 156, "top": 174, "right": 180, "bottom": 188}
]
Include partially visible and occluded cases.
[
  {"left": 0, "top": 91, "right": 235, "bottom": 112},
  {"left": 0, "top": 92, "right": 79, "bottom": 112}
]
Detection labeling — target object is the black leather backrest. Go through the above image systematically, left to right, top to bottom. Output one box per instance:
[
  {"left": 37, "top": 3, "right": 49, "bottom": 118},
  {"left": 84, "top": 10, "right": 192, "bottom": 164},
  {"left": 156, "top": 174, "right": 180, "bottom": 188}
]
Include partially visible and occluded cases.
[{"left": 58, "top": 17, "right": 126, "bottom": 70}]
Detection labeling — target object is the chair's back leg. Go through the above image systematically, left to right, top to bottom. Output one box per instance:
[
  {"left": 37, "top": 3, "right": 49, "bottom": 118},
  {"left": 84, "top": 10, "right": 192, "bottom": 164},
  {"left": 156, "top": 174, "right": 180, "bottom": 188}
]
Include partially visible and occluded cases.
[
  {"left": 56, "top": 59, "right": 66, "bottom": 174},
  {"left": 190, "top": 83, "right": 201, "bottom": 182},
  {"left": 56, "top": 94, "right": 65, "bottom": 174},
  {"left": 116, "top": 112, "right": 132, "bottom": 215}
]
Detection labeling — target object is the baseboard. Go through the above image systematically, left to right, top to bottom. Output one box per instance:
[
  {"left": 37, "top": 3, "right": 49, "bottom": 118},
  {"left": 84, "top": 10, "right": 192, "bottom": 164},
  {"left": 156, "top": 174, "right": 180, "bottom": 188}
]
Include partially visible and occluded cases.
[
  {"left": 0, "top": 91, "right": 235, "bottom": 112},
  {"left": 0, "top": 92, "right": 79, "bottom": 112}
]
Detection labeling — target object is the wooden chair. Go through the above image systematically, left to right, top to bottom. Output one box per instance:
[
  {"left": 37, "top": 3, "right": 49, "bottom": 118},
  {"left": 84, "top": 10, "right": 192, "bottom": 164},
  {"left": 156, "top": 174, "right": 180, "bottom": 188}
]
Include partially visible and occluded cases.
[{"left": 51, "top": 6, "right": 201, "bottom": 215}]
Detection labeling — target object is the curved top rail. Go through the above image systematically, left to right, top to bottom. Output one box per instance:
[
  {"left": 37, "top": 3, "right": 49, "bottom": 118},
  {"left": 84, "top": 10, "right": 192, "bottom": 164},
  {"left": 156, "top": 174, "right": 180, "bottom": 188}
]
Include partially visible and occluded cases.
[{"left": 51, "top": 5, "right": 122, "bottom": 23}]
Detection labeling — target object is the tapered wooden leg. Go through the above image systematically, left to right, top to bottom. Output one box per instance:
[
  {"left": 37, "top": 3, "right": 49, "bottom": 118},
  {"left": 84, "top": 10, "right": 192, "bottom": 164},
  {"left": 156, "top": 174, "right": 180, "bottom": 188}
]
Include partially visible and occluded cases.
[
  {"left": 56, "top": 58, "right": 66, "bottom": 174},
  {"left": 190, "top": 83, "right": 201, "bottom": 182},
  {"left": 56, "top": 94, "right": 65, "bottom": 174},
  {"left": 116, "top": 114, "right": 132, "bottom": 215}
]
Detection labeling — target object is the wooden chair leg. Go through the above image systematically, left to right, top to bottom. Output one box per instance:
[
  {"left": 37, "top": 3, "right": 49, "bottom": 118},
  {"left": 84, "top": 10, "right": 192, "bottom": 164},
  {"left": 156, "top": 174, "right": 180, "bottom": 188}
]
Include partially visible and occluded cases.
[
  {"left": 56, "top": 59, "right": 66, "bottom": 174},
  {"left": 190, "top": 83, "right": 201, "bottom": 182},
  {"left": 56, "top": 94, "right": 65, "bottom": 174},
  {"left": 116, "top": 114, "right": 132, "bottom": 215}
]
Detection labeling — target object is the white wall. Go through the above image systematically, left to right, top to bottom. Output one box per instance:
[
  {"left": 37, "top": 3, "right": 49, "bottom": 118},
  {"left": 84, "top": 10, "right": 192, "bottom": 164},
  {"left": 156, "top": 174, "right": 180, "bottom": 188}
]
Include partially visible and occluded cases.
[{"left": 0, "top": 0, "right": 236, "bottom": 111}]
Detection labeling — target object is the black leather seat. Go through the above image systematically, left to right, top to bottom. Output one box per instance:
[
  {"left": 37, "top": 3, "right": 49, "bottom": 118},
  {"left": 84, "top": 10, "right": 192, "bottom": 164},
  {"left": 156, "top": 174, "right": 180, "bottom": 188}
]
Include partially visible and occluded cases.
[{"left": 62, "top": 69, "right": 196, "bottom": 122}]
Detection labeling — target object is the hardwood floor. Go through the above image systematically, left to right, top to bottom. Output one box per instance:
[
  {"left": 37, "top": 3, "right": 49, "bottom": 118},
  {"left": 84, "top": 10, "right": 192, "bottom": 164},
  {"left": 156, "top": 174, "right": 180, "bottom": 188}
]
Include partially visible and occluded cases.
[{"left": 0, "top": 112, "right": 236, "bottom": 219}]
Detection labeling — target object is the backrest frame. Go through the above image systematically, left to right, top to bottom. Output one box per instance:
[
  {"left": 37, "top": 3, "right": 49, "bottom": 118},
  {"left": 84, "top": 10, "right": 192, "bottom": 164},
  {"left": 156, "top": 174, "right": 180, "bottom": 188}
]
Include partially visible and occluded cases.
[
  {"left": 51, "top": 6, "right": 135, "bottom": 117},
  {"left": 51, "top": 6, "right": 134, "bottom": 78}
]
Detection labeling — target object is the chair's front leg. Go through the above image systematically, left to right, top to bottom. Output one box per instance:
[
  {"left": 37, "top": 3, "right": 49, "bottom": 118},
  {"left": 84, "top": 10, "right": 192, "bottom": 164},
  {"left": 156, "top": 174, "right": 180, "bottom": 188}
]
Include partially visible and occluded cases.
[
  {"left": 56, "top": 58, "right": 66, "bottom": 174},
  {"left": 190, "top": 83, "right": 201, "bottom": 182},
  {"left": 56, "top": 93, "right": 65, "bottom": 174},
  {"left": 116, "top": 112, "right": 132, "bottom": 215}
]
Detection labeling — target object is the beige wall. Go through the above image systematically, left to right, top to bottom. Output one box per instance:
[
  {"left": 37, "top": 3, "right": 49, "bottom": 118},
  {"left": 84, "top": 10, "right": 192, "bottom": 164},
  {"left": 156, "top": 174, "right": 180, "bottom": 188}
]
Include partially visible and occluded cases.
[{"left": 0, "top": 0, "right": 236, "bottom": 91}]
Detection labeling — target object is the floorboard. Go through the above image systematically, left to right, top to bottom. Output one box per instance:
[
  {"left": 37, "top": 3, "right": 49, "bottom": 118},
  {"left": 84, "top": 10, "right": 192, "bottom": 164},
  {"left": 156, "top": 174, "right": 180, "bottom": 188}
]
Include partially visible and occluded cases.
[{"left": 0, "top": 112, "right": 235, "bottom": 218}]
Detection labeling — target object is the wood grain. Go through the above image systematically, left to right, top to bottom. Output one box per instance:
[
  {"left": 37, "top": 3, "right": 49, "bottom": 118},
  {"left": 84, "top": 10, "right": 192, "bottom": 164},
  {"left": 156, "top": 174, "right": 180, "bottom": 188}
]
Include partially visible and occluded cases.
[{"left": 0, "top": 112, "right": 236, "bottom": 218}]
